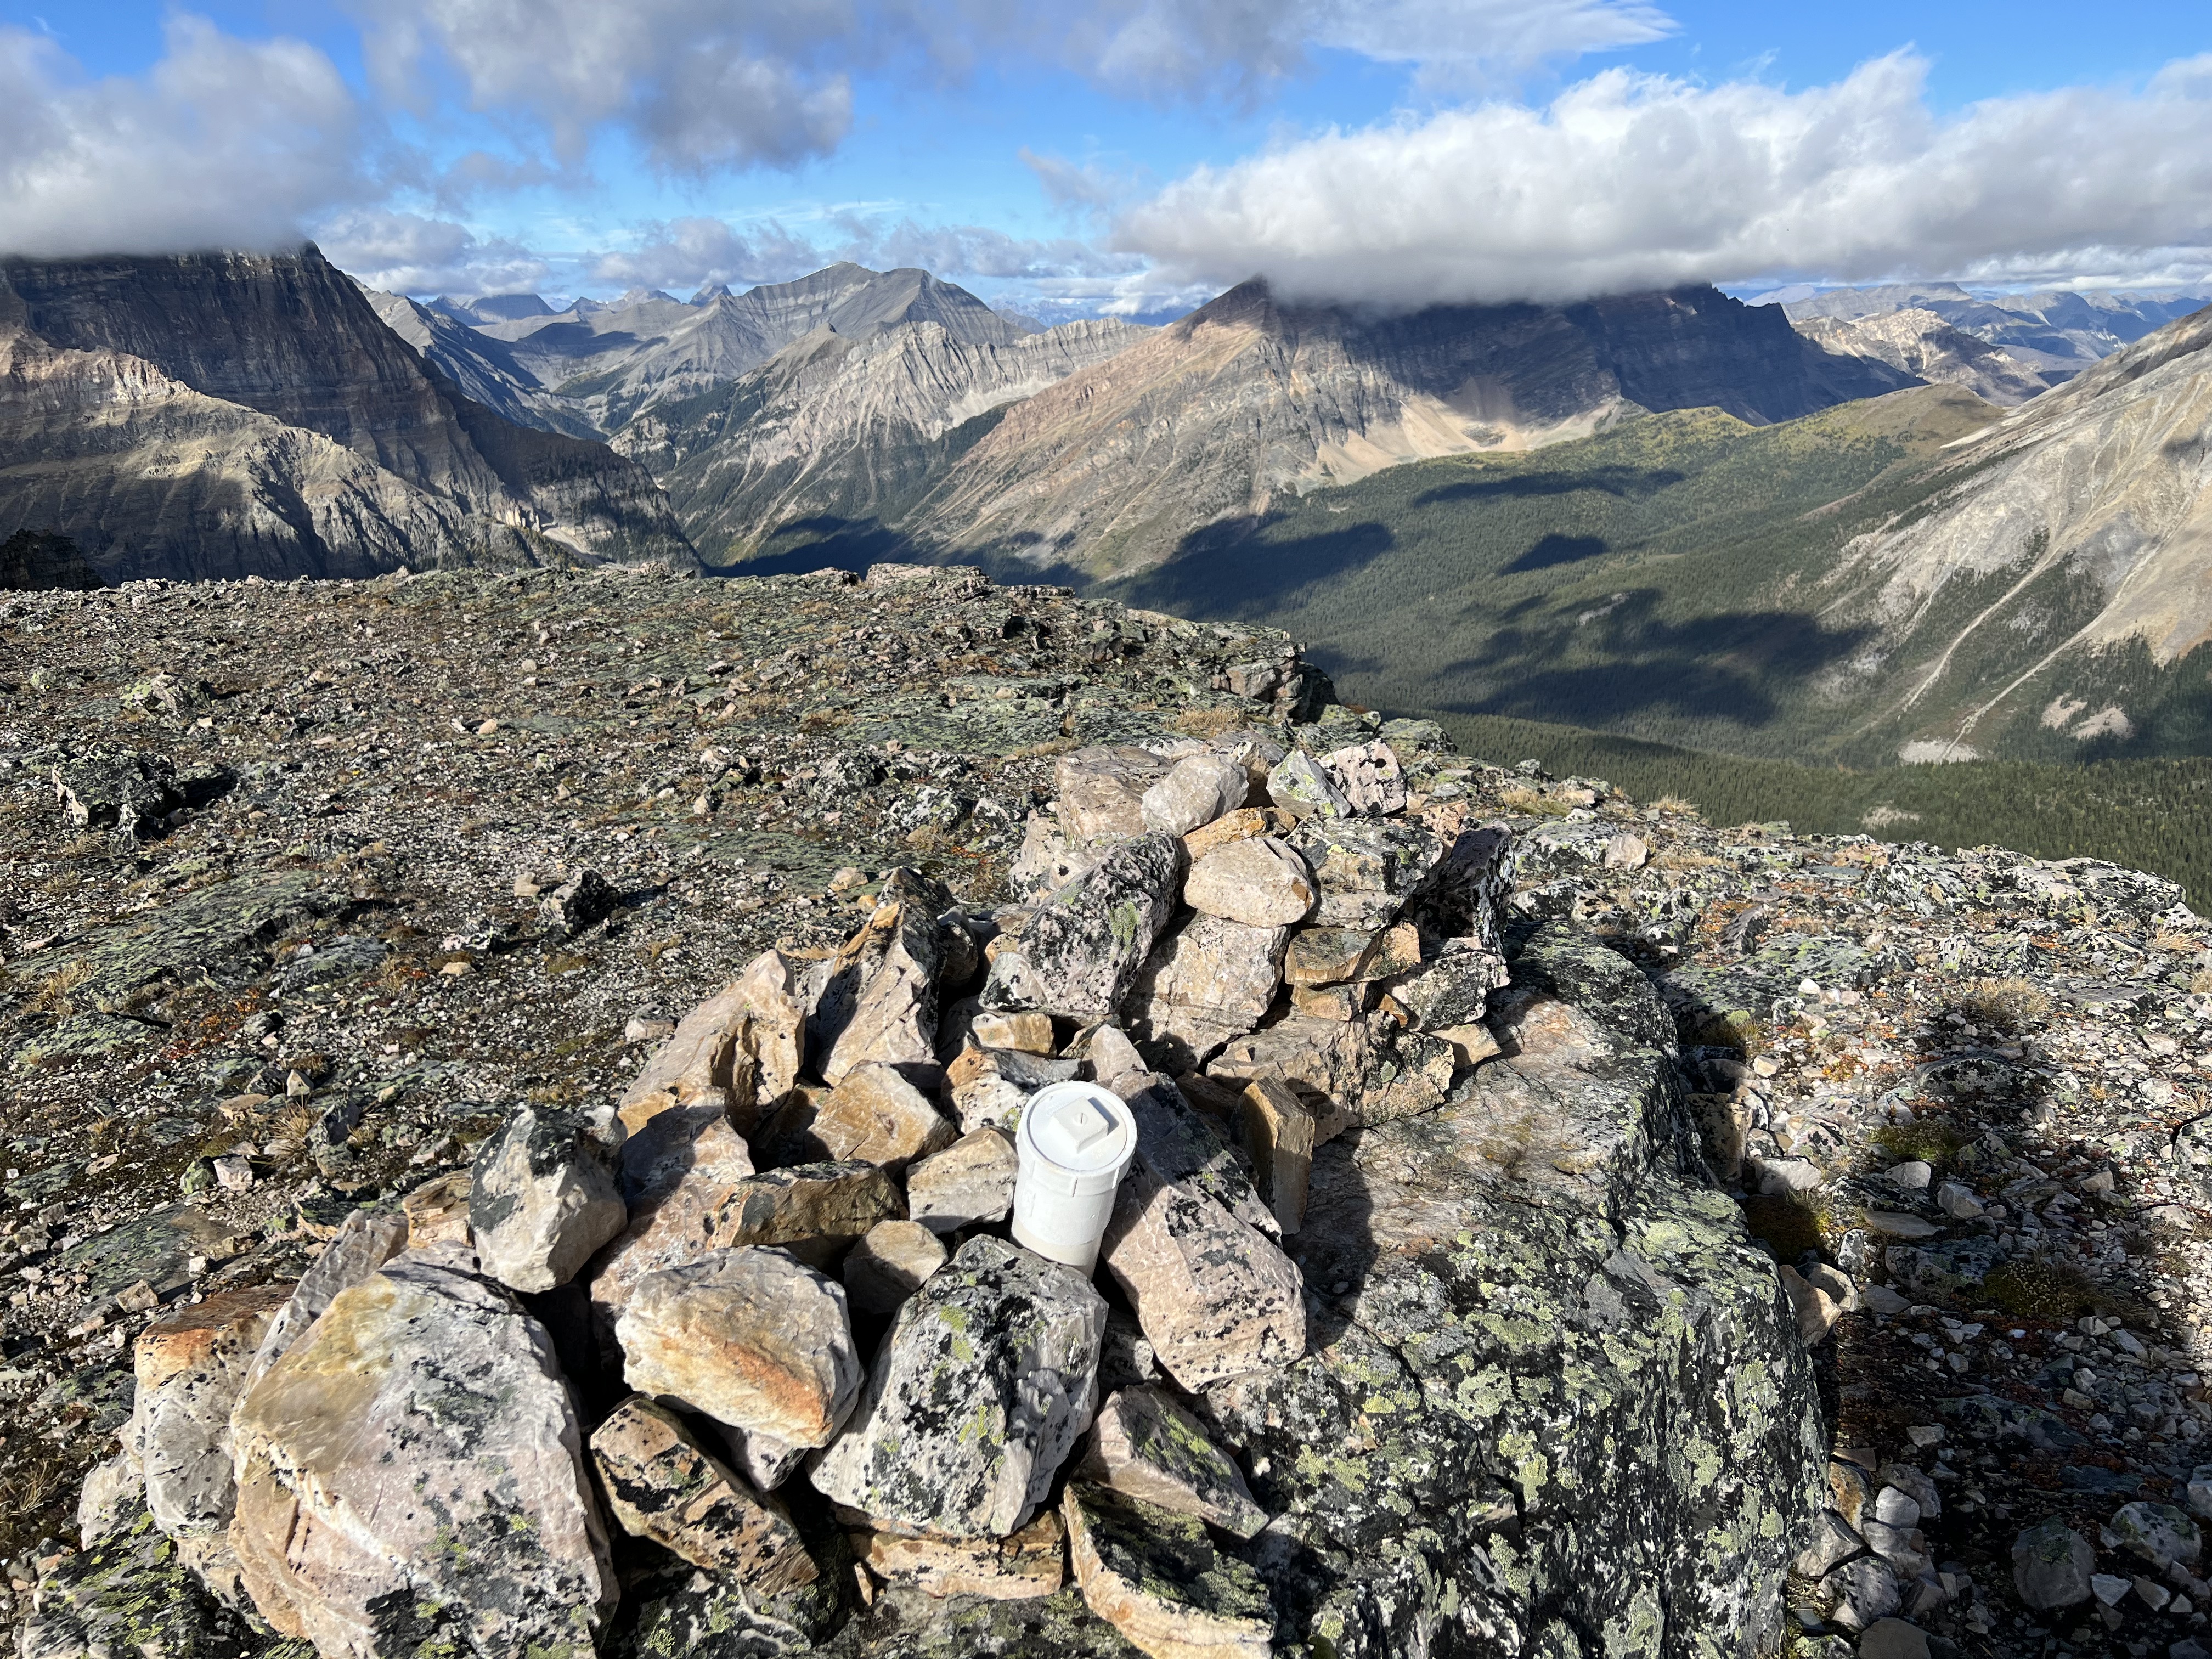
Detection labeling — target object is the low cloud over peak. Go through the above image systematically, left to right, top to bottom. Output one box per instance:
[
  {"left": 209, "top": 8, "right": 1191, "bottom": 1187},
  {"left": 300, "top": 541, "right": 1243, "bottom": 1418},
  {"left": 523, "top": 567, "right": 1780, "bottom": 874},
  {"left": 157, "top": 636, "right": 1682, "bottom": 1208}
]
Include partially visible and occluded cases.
[{"left": 1115, "top": 53, "right": 2212, "bottom": 308}]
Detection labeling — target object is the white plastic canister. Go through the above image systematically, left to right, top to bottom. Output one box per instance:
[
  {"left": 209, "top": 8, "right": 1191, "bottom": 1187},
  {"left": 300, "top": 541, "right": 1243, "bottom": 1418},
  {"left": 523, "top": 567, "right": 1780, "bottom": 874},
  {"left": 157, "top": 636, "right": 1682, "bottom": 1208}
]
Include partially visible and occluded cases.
[{"left": 1011, "top": 1081, "right": 1138, "bottom": 1274}]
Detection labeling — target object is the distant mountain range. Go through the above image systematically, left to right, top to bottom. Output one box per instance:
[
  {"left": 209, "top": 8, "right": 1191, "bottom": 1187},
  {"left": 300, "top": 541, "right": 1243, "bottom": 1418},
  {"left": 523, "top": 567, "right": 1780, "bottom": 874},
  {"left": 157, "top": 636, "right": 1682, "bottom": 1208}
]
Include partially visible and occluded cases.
[{"left": 0, "top": 247, "right": 692, "bottom": 584}]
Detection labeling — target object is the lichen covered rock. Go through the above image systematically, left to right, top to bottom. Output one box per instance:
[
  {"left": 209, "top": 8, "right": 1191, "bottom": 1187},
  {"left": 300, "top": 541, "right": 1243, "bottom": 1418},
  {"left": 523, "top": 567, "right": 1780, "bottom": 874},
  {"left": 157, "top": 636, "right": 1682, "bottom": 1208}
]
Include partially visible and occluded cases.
[
  {"left": 981, "top": 832, "right": 1186, "bottom": 1019},
  {"left": 469, "top": 1103, "right": 628, "bottom": 1292},
  {"left": 811, "top": 1236, "right": 1108, "bottom": 1539}
]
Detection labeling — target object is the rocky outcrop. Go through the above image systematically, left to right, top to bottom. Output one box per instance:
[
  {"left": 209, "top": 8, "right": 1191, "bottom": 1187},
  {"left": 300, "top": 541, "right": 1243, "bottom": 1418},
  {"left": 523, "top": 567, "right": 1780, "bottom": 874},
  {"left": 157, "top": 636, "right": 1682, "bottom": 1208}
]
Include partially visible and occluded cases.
[
  {"left": 0, "top": 247, "right": 695, "bottom": 583},
  {"left": 896, "top": 279, "right": 1915, "bottom": 575}
]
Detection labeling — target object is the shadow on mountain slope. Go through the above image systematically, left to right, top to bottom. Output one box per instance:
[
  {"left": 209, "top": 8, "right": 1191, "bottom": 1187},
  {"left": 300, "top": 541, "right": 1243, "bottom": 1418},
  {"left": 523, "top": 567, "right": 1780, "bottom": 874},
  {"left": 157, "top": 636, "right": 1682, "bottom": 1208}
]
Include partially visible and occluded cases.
[{"left": 1413, "top": 465, "right": 1686, "bottom": 508}]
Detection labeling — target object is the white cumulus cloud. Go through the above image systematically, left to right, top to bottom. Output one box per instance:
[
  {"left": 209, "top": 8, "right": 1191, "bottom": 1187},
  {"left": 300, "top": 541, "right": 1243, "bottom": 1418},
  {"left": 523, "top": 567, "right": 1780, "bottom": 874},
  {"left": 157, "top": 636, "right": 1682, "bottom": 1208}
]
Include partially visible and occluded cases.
[
  {"left": 0, "top": 16, "right": 375, "bottom": 258},
  {"left": 1115, "top": 52, "right": 2212, "bottom": 306},
  {"left": 317, "top": 209, "right": 551, "bottom": 295}
]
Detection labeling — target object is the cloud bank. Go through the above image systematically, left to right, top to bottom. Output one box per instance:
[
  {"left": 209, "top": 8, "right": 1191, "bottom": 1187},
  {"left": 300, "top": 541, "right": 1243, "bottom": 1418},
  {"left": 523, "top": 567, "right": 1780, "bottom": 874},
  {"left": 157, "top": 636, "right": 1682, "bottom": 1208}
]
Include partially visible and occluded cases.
[
  {"left": 0, "top": 18, "right": 375, "bottom": 258},
  {"left": 1116, "top": 52, "right": 2212, "bottom": 306}
]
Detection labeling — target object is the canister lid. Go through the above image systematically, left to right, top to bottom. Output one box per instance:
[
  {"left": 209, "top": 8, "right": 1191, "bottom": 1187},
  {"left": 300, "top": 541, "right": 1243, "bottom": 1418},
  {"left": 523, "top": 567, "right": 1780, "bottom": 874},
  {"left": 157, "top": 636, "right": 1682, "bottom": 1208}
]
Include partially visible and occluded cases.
[{"left": 1022, "top": 1082, "right": 1134, "bottom": 1175}]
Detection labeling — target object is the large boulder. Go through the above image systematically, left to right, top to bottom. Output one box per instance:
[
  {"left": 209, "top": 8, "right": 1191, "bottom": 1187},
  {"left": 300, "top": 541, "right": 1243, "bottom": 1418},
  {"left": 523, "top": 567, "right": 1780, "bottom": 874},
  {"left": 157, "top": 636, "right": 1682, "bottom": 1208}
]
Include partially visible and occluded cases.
[
  {"left": 1055, "top": 747, "right": 1171, "bottom": 846},
  {"left": 981, "top": 833, "right": 1186, "bottom": 1020},
  {"left": 619, "top": 950, "right": 804, "bottom": 1132},
  {"left": 469, "top": 1104, "right": 628, "bottom": 1293},
  {"left": 811, "top": 1237, "right": 1108, "bottom": 1539},
  {"left": 229, "top": 1251, "right": 615, "bottom": 1659},
  {"left": 589, "top": 1395, "right": 817, "bottom": 1593}
]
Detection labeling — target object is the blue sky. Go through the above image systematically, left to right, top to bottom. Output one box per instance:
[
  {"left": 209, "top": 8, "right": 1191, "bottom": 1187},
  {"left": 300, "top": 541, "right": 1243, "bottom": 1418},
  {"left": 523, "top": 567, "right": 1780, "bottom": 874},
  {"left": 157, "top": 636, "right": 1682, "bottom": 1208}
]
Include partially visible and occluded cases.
[{"left": 2, "top": 0, "right": 2208, "bottom": 317}]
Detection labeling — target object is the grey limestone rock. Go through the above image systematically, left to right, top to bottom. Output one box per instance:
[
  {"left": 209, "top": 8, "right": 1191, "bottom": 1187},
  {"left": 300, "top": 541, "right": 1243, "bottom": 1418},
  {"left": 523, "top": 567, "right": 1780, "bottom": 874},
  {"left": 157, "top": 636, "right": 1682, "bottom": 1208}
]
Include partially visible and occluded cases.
[
  {"left": 1318, "top": 739, "right": 1407, "bottom": 816},
  {"left": 1141, "top": 753, "right": 1248, "bottom": 835},
  {"left": 1289, "top": 815, "right": 1446, "bottom": 929},
  {"left": 981, "top": 831, "right": 1186, "bottom": 1020},
  {"left": 809, "top": 869, "right": 951, "bottom": 1085},
  {"left": 1122, "top": 910, "right": 1289, "bottom": 1071},
  {"left": 470, "top": 1103, "right": 629, "bottom": 1293},
  {"left": 810, "top": 1235, "right": 1108, "bottom": 1539},
  {"left": 229, "top": 1250, "right": 616, "bottom": 1659},
  {"left": 590, "top": 1395, "right": 818, "bottom": 1592},
  {"left": 2012, "top": 1518, "right": 2096, "bottom": 1609}
]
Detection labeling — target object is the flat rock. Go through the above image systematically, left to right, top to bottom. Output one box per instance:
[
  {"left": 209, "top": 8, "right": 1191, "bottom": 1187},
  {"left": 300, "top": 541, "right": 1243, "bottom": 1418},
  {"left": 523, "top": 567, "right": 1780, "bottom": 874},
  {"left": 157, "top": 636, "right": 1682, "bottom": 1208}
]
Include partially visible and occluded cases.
[
  {"left": 1141, "top": 754, "right": 1248, "bottom": 835},
  {"left": 1182, "top": 806, "right": 1294, "bottom": 862},
  {"left": 982, "top": 832, "right": 1186, "bottom": 1020},
  {"left": 1181, "top": 837, "right": 1314, "bottom": 929},
  {"left": 1124, "top": 912, "right": 1289, "bottom": 1070},
  {"left": 1378, "top": 936, "right": 1510, "bottom": 1030},
  {"left": 1115, "top": 1071, "right": 1277, "bottom": 1241},
  {"left": 1237, "top": 1077, "right": 1315, "bottom": 1236},
  {"left": 470, "top": 1104, "right": 628, "bottom": 1293},
  {"left": 906, "top": 1128, "right": 1018, "bottom": 1233},
  {"left": 1103, "top": 1159, "right": 1305, "bottom": 1391},
  {"left": 238, "top": 1205, "right": 409, "bottom": 1400},
  {"left": 843, "top": 1220, "right": 949, "bottom": 1319},
  {"left": 811, "top": 1236, "right": 1107, "bottom": 1539},
  {"left": 618, "top": 1246, "right": 861, "bottom": 1451},
  {"left": 229, "top": 1251, "right": 614, "bottom": 1659},
  {"left": 1079, "top": 1387, "right": 1267, "bottom": 1539},
  {"left": 590, "top": 1395, "right": 817, "bottom": 1593},
  {"left": 1062, "top": 1482, "right": 1273, "bottom": 1659},
  {"left": 861, "top": 1510, "right": 1067, "bottom": 1600},
  {"left": 2012, "top": 1518, "right": 2095, "bottom": 1609}
]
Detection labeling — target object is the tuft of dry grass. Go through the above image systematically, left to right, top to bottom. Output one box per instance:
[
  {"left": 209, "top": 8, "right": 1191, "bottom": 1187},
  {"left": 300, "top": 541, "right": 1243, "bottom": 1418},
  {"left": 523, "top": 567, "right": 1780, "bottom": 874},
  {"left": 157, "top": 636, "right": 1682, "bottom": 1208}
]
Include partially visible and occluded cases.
[
  {"left": 1173, "top": 706, "right": 1250, "bottom": 740},
  {"left": 1497, "top": 785, "right": 1575, "bottom": 819},
  {"left": 28, "top": 960, "right": 93, "bottom": 1016},
  {"left": 1955, "top": 975, "right": 2053, "bottom": 1033}
]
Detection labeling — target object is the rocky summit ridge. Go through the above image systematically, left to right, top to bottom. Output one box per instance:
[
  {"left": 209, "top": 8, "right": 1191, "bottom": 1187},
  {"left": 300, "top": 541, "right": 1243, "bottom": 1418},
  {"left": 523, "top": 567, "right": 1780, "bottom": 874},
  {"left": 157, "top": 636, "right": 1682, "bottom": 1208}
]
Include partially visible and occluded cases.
[{"left": 3, "top": 566, "right": 2212, "bottom": 1657}]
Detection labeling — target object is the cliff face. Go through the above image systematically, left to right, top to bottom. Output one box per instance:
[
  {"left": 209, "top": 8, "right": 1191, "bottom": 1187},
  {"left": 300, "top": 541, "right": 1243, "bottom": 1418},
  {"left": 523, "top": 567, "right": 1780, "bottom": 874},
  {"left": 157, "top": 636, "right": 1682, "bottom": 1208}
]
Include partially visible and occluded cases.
[
  {"left": 0, "top": 249, "right": 695, "bottom": 585},
  {"left": 898, "top": 280, "right": 1915, "bottom": 575},
  {"left": 1793, "top": 309, "right": 2056, "bottom": 407},
  {"left": 619, "top": 317, "right": 1150, "bottom": 562}
]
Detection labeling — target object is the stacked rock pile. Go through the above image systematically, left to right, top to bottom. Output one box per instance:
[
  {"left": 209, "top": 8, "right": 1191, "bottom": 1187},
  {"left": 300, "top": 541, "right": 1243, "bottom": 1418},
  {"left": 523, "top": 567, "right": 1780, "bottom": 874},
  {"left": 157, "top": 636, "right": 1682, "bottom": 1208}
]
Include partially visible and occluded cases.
[{"left": 64, "top": 728, "right": 1521, "bottom": 1659}]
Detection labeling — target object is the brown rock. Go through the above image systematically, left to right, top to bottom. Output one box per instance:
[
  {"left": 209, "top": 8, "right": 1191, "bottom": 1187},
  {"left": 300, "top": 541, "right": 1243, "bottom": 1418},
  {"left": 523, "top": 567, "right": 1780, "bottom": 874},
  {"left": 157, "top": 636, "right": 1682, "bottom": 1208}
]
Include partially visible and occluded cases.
[
  {"left": 1055, "top": 746, "right": 1170, "bottom": 846},
  {"left": 1181, "top": 806, "right": 1294, "bottom": 862},
  {"left": 811, "top": 871, "right": 951, "bottom": 1086},
  {"left": 618, "top": 950, "right": 805, "bottom": 1133},
  {"left": 1288, "top": 981, "right": 1370, "bottom": 1020},
  {"left": 970, "top": 1009, "right": 1056, "bottom": 1054},
  {"left": 1434, "top": 1022, "right": 1503, "bottom": 1068},
  {"left": 784, "top": 1062, "right": 957, "bottom": 1173},
  {"left": 1237, "top": 1078, "right": 1314, "bottom": 1235},
  {"left": 618, "top": 1101, "right": 755, "bottom": 1211},
  {"left": 905, "top": 1128, "right": 1018, "bottom": 1233},
  {"left": 586, "top": 1159, "right": 904, "bottom": 1333},
  {"left": 1102, "top": 1161, "right": 1304, "bottom": 1391},
  {"left": 399, "top": 1169, "right": 472, "bottom": 1249},
  {"left": 239, "top": 1206, "right": 409, "bottom": 1400},
  {"left": 842, "top": 1220, "right": 949, "bottom": 1319},
  {"left": 617, "top": 1246, "right": 862, "bottom": 1449},
  {"left": 589, "top": 1395, "right": 817, "bottom": 1592},
  {"left": 1062, "top": 1482, "right": 1273, "bottom": 1659},
  {"left": 861, "top": 1509, "right": 1066, "bottom": 1600}
]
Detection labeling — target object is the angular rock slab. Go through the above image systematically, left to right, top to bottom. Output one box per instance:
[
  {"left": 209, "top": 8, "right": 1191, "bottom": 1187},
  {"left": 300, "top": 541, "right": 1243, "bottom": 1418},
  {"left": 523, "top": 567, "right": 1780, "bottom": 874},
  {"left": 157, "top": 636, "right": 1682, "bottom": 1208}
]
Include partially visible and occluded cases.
[
  {"left": 1319, "top": 740, "right": 1407, "bottom": 816},
  {"left": 1056, "top": 746, "right": 1171, "bottom": 845},
  {"left": 1265, "top": 752, "right": 1350, "bottom": 821},
  {"left": 1141, "top": 754, "right": 1248, "bottom": 836},
  {"left": 1289, "top": 816, "right": 1444, "bottom": 929},
  {"left": 981, "top": 833, "right": 1186, "bottom": 1020},
  {"left": 1182, "top": 836, "right": 1314, "bottom": 929},
  {"left": 810, "top": 871, "right": 951, "bottom": 1086},
  {"left": 1124, "top": 912, "right": 1289, "bottom": 1071},
  {"left": 1378, "top": 935, "right": 1510, "bottom": 1030},
  {"left": 620, "top": 949, "right": 805, "bottom": 1132},
  {"left": 1210, "top": 1013, "right": 1455, "bottom": 1139},
  {"left": 766, "top": 1061, "right": 956, "bottom": 1173},
  {"left": 617, "top": 1101, "right": 755, "bottom": 1211},
  {"left": 470, "top": 1104, "right": 628, "bottom": 1293},
  {"left": 905, "top": 1127, "right": 1018, "bottom": 1233},
  {"left": 587, "top": 1159, "right": 904, "bottom": 1333},
  {"left": 1103, "top": 1161, "right": 1305, "bottom": 1392},
  {"left": 237, "top": 1205, "right": 410, "bottom": 1403},
  {"left": 811, "top": 1235, "right": 1108, "bottom": 1539},
  {"left": 618, "top": 1246, "right": 861, "bottom": 1451},
  {"left": 229, "top": 1252, "right": 614, "bottom": 1659},
  {"left": 134, "top": 1284, "right": 293, "bottom": 1545},
  {"left": 1080, "top": 1387, "right": 1267, "bottom": 1538},
  {"left": 589, "top": 1395, "right": 817, "bottom": 1593},
  {"left": 1062, "top": 1482, "right": 1273, "bottom": 1659},
  {"left": 861, "top": 1509, "right": 1068, "bottom": 1600}
]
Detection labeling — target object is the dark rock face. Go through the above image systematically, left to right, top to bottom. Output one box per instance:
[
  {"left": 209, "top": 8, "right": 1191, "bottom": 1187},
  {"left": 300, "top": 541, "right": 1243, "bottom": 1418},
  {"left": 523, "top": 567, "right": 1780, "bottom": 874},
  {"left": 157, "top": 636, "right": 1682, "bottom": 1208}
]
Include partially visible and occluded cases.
[
  {"left": 0, "top": 247, "right": 695, "bottom": 583},
  {"left": 0, "top": 528, "right": 100, "bottom": 591}
]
